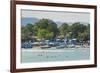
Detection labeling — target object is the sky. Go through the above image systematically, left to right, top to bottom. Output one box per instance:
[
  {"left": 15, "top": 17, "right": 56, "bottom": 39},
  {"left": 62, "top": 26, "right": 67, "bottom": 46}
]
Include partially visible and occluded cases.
[{"left": 21, "top": 9, "right": 90, "bottom": 23}]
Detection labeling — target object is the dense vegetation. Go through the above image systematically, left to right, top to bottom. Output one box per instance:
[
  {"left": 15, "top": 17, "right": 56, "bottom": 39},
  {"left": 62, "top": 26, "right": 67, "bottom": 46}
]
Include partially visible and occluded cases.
[{"left": 21, "top": 18, "right": 90, "bottom": 43}]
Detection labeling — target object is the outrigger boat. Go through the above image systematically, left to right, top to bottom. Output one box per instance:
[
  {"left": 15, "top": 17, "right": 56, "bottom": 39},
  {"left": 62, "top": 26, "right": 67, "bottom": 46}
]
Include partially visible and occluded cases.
[{"left": 40, "top": 45, "right": 51, "bottom": 49}]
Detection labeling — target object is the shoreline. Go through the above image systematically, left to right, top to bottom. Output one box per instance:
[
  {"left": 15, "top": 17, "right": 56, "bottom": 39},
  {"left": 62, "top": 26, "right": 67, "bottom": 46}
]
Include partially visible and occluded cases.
[{"left": 22, "top": 48, "right": 89, "bottom": 52}]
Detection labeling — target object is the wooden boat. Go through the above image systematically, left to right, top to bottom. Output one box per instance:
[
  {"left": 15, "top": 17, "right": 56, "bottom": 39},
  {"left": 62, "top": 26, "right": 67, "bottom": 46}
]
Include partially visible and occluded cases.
[{"left": 41, "top": 45, "right": 51, "bottom": 49}]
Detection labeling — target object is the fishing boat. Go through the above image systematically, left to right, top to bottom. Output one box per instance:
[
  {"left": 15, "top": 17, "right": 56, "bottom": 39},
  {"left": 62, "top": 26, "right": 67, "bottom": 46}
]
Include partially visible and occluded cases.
[{"left": 41, "top": 45, "right": 51, "bottom": 49}]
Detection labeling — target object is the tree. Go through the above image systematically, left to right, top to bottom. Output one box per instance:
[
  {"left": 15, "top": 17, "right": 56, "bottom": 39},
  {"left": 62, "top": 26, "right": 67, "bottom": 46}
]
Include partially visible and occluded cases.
[
  {"left": 35, "top": 19, "right": 58, "bottom": 38},
  {"left": 71, "top": 22, "right": 87, "bottom": 39},
  {"left": 21, "top": 23, "right": 34, "bottom": 42},
  {"left": 25, "top": 23, "right": 34, "bottom": 35},
  {"left": 59, "top": 23, "right": 70, "bottom": 38},
  {"left": 77, "top": 23, "right": 90, "bottom": 42},
  {"left": 82, "top": 24, "right": 90, "bottom": 41},
  {"left": 21, "top": 26, "right": 30, "bottom": 42},
  {"left": 37, "top": 29, "right": 54, "bottom": 40}
]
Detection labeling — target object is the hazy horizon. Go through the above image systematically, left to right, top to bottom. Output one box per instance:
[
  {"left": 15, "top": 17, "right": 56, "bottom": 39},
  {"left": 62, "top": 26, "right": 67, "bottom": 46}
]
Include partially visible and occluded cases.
[
  {"left": 21, "top": 9, "right": 90, "bottom": 24},
  {"left": 21, "top": 17, "right": 90, "bottom": 27}
]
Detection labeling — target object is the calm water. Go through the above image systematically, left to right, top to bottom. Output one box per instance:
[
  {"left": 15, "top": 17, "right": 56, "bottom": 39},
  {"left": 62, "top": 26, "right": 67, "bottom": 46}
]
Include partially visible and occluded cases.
[{"left": 21, "top": 48, "right": 90, "bottom": 63}]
